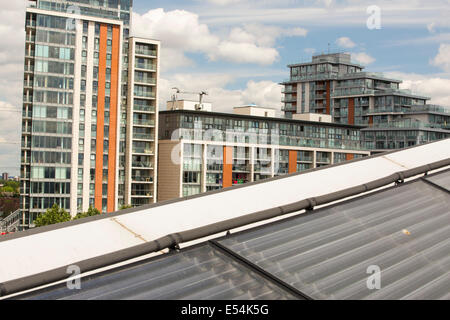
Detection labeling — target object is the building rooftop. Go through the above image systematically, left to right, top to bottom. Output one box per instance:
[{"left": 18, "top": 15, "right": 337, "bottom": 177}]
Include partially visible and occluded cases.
[
  {"left": 287, "top": 52, "right": 365, "bottom": 69},
  {"left": 159, "top": 109, "right": 364, "bottom": 129},
  {"left": 1, "top": 138, "right": 450, "bottom": 299},
  {"left": 15, "top": 168, "right": 450, "bottom": 300}
]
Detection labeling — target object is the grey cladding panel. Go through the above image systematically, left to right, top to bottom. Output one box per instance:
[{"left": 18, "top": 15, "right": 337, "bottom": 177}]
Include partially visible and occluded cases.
[
  {"left": 219, "top": 181, "right": 450, "bottom": 300},
  {"left": 20, "top": 244, "right": 297, "bottom": 300}
]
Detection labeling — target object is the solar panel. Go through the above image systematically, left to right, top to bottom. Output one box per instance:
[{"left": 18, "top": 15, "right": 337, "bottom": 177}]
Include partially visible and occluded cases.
[
  {"left": 425, "top": 169, "right": 450, "bottom": 192},
  {"left": 218, "top": 181, "right": 450, "bottom": 300},
  {"left": 19, "top": 244, "right": 298, "bottom": 300}
]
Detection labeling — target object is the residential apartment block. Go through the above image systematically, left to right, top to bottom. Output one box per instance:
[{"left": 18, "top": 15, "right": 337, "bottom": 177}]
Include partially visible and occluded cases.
[
  {"left": 20, "top": 0, "right": 159, "bottom": 228},
  {"left": 281, "top": 52, "right": 450, "bottom": 149},
  {"left": 361, "top": 105, "right": 450, "bottom": 151},
  {"left": 157, "top": 109, "right": 370, "bottom": 201}
]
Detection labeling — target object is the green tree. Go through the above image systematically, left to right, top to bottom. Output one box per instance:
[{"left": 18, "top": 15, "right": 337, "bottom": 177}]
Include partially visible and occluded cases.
[
  {"left": 1, "top": 186, "right": 15, "bottom": 193},
  {"left": 34, "top": 204, "right": 71, "bottom": 227},
  {"left": 119, "top": 204, "right": 133, "bottom": 210},
  {"left": 73, "top": 206, "right": 101, "bottom": 220}
]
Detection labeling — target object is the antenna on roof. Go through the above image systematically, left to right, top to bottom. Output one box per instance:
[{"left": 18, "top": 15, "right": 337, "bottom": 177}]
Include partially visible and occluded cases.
[{"left": 328, "top": 43, "right": 330, "bottom": 54}]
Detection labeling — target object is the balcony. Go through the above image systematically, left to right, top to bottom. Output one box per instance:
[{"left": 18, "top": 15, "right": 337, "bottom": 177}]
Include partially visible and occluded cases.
[
  {"left": 25, "top": 20, "right": 36, "bottom": 28},
  {"left": 26, "top": 34, "right": 35, "bottom": 42},
  {"left": 135, "top": 48, "right": 157, "bottom": 57},
  {"left": 135, "top": 62, "right": 156, "bottom": 71},
  {"left": 24, "top": 64, "right": 34, "bottom": 73},
  {"left": 134, "top": 77, "right": 156, "bottom": 85},
  {"left": 24, "top": 80, "right": 33, "bottom": 88},
  {"left": 282, "top": 87, "right": 297, "bottom": 94},
  {"left": 332, "top": 88, "right": 376, "bottom": 97},
  {"left": 134, "top": 91, "right": 156, "bottom": 99},
  {"left": 315, "top": 94, "right": 326, "bottom": 100},
  {"left": 23, "top": 95, "right": 33, "bottom": 103},
  {"left": 281, "top": 96, "right": 297, "bottom": 103},
  {"left": 134, "top": 104, "right": 155, "bottom": 112},
  {"left": 282, "top": 104, "right": 297, "bottom": 112},
  {"left": 133, "top": 119, "right": 155, "bottom": 127},
  {"left": 133, "top": 133, "right": 154, "bottom": 140},
  {"left": 132, "top": 148, "right": 154, "bottom": 154},
  {"left": 132, "top": 162, "right": 153, "bottom": 169},
  {"left": 232, "top": 164, "right": 251, "bottom": 172},
  {"left": 254, "top": 165, "right": 272, "bottom": 173},
  {"left": 132, "top": 176, "right": 154, "bottom": 183},
  {"left": 131, "top": 190, "right": 154, "bottom": 197}
]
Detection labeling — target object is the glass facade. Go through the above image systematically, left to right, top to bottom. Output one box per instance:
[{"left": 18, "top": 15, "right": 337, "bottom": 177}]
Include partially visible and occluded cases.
[
  {"left": 20, "top": 0, "right": 149, "bottom": 228},
  {"left": 158, "top": 110, "right": 369, "bottom": 200},
  {"left": 160, "top": 111, "right": 363, "bottom": 151}
]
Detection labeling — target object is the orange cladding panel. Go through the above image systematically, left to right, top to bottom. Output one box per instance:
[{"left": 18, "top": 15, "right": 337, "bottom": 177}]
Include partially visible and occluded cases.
[
  {"left": 94, "top": 24, "right": 108, "bottom": 211},
  {"left": 107, "top": 25, "right": 120, "bottom": 213},
  {"left": 326, "top": 81, "right": 331, "bottom": 115},
  {"left": 348, "top": 98, "right": 355, "bottom": 125},
  {"left": 223, "top": 146, "right": 233, "bottom": 188},
  {"left": 289, "top": 150, "right": 297, "bottom": 174},
  {"left": 346, "top": 154, "right": 354, "bottom": 161}
]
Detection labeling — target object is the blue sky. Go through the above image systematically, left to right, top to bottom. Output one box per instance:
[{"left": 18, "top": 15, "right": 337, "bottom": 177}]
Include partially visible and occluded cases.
[
  {"left": 0, "top": 0, "right": 449, "bottom": 175},
  {"left": 129, "top": 0, "right": 450, "bottom": 107}
]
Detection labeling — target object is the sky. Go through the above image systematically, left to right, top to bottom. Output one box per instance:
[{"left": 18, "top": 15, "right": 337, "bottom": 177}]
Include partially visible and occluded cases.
[{"left": 1, "top": 0, "right": 450, "bottom": 175}]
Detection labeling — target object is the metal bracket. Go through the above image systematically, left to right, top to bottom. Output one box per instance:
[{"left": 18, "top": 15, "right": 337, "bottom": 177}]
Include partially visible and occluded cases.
[{"left": 168, "top": 244, "right": 180, "bottom": 252}]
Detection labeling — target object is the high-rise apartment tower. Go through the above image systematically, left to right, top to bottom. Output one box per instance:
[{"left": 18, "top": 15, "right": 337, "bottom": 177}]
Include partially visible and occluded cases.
[{"left": 20, "top": 0, "right": 159, "bottom": 228}]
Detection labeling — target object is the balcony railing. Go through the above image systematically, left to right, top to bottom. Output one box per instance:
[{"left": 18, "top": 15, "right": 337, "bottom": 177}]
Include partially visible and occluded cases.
[
  {"left": 26, "top": 20, "right": 36, "bottom": 27},
  {"left": 26, "top": 34, "right": 35, "bottom": 42},
  {"left": 135, "top": 48, "right": 157, "bottom": 57},
  {"left": 135, "top": 62, "right": 156, "bottom": 70},
  {"left": 24, "top": 64, "right": 34, "bottom": 72},
  {"left": 134, "top": 77, "right": 156, "bottom": 85},
  {"left": 282, "top": 87, "right": 297, "bottom": 93},
  {"left": 332, "top": 88, "right": 376, "bottom": 97},
  {"left": 134, "top": 91, "right": 156, "bottom": 98},
  {"left": 134, "top": 104, "right": 155, "bottom": 112},
  {"left": 133, "top": 119, "right": 155, "bottom": 126},
  {"left": 133, "top": 133, "right": 154, "bottom": 140},
  {"left": 132, "top": 148, "right": 154, "bottom": 154},
  {"left": 132, "top": 162, "right": 153, "bottom": 169},
  {"left": 232, "top": 165, "right": 251, "bottom": 172},
  {"left": 132, "top": 176, "right": 154, "bottom": 182},
  {"left": 131, "top": 190, "right": 154, "bottom": 197}
]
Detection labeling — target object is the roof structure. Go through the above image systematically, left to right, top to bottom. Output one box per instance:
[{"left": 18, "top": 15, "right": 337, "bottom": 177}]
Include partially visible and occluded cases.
[
  {"left": 1, "top": 139, "right": 449, "bottom": 299},
  {"left": 11, "top": 168, "right": 450, "bottom": 300}
]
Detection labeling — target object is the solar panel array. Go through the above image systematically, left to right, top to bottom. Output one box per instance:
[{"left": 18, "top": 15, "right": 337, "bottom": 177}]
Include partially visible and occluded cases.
[
  {"left": 18, "top": 170, "right": 450, "bottom": 300},
  {"left": 219, "top": 179, "right": 450, "bottom": 300},
  {"left": 19, "top": 244, "right": 298, "bottom": 300}
]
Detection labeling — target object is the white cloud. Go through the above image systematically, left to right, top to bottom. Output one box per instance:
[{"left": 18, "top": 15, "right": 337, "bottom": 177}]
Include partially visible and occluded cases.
[
  {"left": 204, "top": 0, "right": 245, "bottom": 5},
  {"left": 0, "top": 2, "right": 24, "bottom": 175},
  {"left": 132, "top": 9, "right": 307, "bottom": 69},
  {"left": 228, "top": 24, "right": 307, "bottom": 47},
  {"left": 336, "top": 37, "right": 356, "bottom": 48},
  {"left": 209, "top": 41, "right": 280, "bottom": 65},
  {"left": 430, "top": 43, "right": 450, "bottom": 72},
  {"left": 304, "top": 48, "right": 316, "bottom": 55},
  {"left": 352, "top": 52, "right": 375, "bottom": 65},
  {"left": 386, "top": 71, "right": 450, "bottom": 107},
  {"left": 159, "top": 74, "right": 282, "bottom": 114},
  {"left": 0, "top": 101, "right": 21, "bottom": 175}
]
